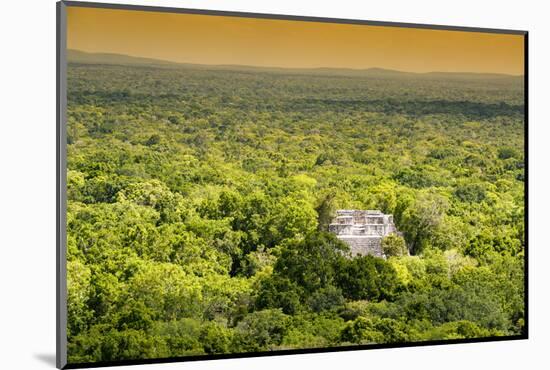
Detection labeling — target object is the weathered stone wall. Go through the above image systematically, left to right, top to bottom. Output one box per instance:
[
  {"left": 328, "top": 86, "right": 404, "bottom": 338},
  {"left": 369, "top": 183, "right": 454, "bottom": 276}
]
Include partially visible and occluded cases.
[{"left": 338, "top": 236, "right": 385, "bottom": 258}]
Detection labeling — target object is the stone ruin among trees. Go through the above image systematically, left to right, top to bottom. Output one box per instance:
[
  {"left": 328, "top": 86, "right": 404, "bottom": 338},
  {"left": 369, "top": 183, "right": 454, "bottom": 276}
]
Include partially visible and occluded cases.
[{"left": 328, "top": 210, "right": 400, "bottom": 258}]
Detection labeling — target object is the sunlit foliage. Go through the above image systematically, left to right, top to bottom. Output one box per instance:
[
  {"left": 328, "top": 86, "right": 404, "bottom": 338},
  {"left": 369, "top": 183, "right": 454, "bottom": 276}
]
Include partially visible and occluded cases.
[{"left": 66, "top": 61, "right": 524, "bottom": 363}]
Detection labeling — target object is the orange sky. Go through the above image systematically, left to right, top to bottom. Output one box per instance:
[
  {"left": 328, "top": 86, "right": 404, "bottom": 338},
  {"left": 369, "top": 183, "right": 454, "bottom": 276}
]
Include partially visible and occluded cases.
[{"left": 67, "top": 6, "right": 525, "bottom": 75}]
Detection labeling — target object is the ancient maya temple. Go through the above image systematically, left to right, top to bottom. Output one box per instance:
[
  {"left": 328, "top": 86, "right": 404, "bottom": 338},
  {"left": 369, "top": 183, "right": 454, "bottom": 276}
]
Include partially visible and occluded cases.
[{"left": 328, "top": 210, "right": 399, "bottom": 258}]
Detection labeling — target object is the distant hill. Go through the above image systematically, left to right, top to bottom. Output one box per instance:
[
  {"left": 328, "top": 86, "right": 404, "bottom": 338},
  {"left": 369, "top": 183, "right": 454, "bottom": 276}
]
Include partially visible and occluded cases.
[
  {"left": 67, "top": 49, "right": 523, "bottom": 81},
  {"left": 67, "top": 50, "right": 179, "bottom": 67}
]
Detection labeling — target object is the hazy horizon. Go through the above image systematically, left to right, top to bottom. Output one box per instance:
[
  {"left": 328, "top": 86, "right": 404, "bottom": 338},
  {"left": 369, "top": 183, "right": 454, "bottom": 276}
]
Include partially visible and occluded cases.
[{"left": 67, "top": 49, "right": 524, "bottom": 77}]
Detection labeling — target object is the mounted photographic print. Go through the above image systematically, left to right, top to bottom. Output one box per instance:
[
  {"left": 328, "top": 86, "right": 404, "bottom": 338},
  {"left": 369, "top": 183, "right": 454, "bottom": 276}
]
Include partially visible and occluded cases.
[{"left": 56, "top": 1, "right": 528, "bottom": 368}]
